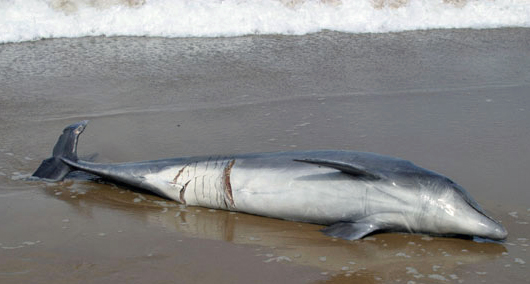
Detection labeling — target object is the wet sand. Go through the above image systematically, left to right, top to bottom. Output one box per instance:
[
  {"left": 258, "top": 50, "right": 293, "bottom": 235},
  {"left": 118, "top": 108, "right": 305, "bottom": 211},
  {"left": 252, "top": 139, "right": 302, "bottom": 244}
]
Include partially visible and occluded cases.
[{"left": 1, "top": 28, "right": 529, "bottom": 283}]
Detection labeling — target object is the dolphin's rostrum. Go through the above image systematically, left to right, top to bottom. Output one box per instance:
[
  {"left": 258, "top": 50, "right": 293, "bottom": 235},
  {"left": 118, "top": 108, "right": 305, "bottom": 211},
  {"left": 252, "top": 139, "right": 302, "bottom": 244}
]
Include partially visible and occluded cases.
[{"left": 32, "top": 121, "right": 507, "bottom": 241}]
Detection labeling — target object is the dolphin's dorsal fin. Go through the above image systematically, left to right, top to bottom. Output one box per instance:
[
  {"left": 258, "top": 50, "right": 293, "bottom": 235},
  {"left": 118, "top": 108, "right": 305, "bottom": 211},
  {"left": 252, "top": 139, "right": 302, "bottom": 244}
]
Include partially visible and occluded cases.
[
  {"left": 293, "top": 158, "right": 381, "bottom": 180},
  {"left": 321, "top": 222, "right": 379, "bottom": 240}
]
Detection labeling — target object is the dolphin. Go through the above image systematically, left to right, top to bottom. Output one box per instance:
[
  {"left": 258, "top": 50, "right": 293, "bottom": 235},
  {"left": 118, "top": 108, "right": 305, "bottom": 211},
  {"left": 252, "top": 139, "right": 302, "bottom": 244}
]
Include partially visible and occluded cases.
[{"left": 32, "top": 121, "right": 507, "bottom": 241}]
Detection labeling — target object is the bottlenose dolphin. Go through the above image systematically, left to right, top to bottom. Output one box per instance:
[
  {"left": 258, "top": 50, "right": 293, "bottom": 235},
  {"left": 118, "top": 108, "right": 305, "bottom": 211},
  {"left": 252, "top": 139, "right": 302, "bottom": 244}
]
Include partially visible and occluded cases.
[{"left": 32, "top": 121, "right": 507, "bottom": 241}]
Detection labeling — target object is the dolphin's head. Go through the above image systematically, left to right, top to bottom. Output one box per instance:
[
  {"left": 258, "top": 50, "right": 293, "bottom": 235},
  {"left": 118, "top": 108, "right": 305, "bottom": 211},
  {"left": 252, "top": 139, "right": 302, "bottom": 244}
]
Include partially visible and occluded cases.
[{"left": 419, "top": 178, "right": 507, "bottom": 241}]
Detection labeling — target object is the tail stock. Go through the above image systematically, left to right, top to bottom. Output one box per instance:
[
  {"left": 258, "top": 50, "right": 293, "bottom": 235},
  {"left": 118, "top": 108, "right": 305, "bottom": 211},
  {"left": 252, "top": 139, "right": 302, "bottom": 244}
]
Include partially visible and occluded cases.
[{"left": 32, "top": 120, "right": 88, "bottom": 181}]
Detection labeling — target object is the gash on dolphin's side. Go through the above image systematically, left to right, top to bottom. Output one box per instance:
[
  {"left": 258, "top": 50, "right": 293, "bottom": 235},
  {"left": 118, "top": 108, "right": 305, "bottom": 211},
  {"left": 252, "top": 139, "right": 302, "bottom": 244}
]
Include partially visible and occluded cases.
[{"left": 32, "top": 121, "right": 507, "bottom": 241}]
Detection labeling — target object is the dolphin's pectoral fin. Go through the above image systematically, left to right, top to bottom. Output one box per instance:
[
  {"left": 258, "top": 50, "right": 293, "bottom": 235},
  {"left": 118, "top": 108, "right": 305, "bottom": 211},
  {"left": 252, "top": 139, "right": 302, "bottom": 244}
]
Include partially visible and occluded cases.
[
  {"left": 293, "top": 159, "right": 381, "bottom": 180},
  {"left": 321, "top": 222, "right": 379, "bottom": 240}
]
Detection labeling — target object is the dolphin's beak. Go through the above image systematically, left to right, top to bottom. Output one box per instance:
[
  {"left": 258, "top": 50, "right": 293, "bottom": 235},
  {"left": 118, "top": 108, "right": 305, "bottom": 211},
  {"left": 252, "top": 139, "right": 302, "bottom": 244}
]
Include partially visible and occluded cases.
[
  {"left": 479, "top": 214, "right": 508, "bottom": 241},
  {"left": 490, "top": 222, "right": 508, "bottom": 240}
]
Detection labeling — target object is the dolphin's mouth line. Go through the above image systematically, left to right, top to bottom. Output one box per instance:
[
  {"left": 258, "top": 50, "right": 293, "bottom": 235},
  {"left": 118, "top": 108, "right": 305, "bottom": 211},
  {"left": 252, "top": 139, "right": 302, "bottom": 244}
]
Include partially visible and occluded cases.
[{"left": 452, "top": 184, "right": 506, "bottom": 231}]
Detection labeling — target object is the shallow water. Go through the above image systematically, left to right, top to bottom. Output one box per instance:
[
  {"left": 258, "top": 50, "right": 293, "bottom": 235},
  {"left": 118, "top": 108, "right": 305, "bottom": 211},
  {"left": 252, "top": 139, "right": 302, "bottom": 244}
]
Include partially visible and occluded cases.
[{"left": 1, "top": 29, "right": 529, "bottom": 283}]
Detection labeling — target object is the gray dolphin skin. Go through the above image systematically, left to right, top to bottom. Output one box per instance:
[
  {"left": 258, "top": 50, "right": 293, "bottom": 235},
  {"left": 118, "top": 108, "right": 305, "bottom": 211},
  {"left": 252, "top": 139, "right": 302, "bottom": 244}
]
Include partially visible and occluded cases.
[{"left": 32, "top": 121, "right": 507, "bottom": 241}]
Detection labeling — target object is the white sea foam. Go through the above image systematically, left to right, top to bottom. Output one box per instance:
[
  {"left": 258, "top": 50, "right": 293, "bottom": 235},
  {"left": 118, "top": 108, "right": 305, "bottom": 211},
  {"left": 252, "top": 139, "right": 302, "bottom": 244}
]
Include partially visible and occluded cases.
[{"left": 1, "top": 0, "right": 529, "bottom": 43}]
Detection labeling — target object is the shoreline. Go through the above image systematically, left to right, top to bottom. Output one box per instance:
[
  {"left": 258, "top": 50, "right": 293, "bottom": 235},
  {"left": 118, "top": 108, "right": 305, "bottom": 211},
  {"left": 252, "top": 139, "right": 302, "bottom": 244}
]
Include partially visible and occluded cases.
[{"left": 1, "top": 26, "right": 529, "bottom": 45}]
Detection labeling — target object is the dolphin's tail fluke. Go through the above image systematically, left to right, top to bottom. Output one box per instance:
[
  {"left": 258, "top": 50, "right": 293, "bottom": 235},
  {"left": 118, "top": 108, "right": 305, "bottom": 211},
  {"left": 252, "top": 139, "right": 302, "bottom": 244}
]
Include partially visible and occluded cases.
[{"left": 32, "top": 120, "right": 88, "bottom": 181}]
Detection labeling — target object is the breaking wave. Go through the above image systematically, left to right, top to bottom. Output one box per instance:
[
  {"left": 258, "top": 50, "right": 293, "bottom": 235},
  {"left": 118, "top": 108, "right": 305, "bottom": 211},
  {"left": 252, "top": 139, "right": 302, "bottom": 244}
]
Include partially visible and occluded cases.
[{"left": 1, "top": 0, "right": 529, "bottom": 43}]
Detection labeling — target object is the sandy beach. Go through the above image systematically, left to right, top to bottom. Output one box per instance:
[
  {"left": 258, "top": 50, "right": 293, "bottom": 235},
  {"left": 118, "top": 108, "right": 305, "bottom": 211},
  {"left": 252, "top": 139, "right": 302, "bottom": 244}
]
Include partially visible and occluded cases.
[{"left": 1, "top": 28, "right": 529, "bottom": 283}]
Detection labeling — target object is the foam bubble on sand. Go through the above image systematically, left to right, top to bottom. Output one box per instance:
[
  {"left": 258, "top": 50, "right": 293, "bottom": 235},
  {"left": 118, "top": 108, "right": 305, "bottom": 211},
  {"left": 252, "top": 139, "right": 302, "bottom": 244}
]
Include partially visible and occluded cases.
[
  {"left": 1, "top": 0, "right": 529, "bottom": 43},
  {"left": 11, "top": 172, "right": 31, "bottom": 180},
  {"left": 133, "top": 193, "right": 147, "bottom": 203},
  {"left": 152, "top": 200, "right": 177, "bottom": 207},
  {"left": 1, "top": 240, "right": 41, "bottom": 250},
  {"left": 2, "top": 245, "right": 25, "bottom": 250},
  {"left": 396, "top": 252, "right": 411, "bottom": 258},
  {"left": 263, "top": 256, "right": 292, "bottom": 262},
  {"left": 514, "top": 258, "right": 526, "bottom": 264},
  {"left": 406, "top": 267, "right": 424, "bottom": 279},
  {"left": 428, "top": 274, "right": 447, "bottom": 281}
]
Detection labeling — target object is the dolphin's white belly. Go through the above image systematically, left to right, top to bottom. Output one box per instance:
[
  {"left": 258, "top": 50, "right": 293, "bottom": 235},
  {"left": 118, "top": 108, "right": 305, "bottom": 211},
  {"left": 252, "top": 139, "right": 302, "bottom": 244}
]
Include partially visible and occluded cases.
[
  {"left": 144, "top": 159, "right": 417, "bottom": 226},
  {"left": 230, "top": 164, "right": 368, "bottom": 224}
]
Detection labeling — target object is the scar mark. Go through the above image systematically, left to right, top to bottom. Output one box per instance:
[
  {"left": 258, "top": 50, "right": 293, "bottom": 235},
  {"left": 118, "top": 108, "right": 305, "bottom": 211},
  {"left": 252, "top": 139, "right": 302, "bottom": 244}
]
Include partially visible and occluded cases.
[
  {"left": 205, "top": 157, "right": 211, "bottom": 171},
  {"left": 223, "top": 159, "right": 236, "bottom": 208},
  {"left": 171, "top": 164, "right": 189, "bottom": 185},
  {"left": 202, "top": 175, "right": 206, "bottom": 199},
  {"left": 194, "top": 176, "right": 198, "bottom": 205},
  {"left": 179, "top": 180, "right": 191, "bottom": 205}
]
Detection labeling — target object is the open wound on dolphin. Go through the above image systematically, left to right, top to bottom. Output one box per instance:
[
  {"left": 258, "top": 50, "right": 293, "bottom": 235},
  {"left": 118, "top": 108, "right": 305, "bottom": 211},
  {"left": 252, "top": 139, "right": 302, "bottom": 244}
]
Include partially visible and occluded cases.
[
  {"left": 223, "top": 159, "right": 236, "bottom": 209},
  {"left": 171, "top": 164, "right": 190, "bottom": 204},
  {"left": 179, "top": 180, "right": 191, "bottom": 205}
]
